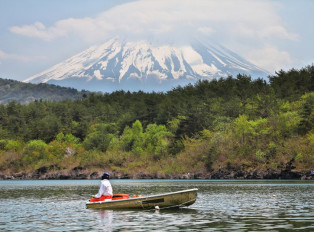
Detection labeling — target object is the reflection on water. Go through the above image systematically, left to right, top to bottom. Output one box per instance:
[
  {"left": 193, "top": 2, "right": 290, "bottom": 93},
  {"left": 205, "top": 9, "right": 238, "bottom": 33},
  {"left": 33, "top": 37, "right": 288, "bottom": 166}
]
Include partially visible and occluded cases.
[
  {"left": 0, "top": 180, "right": 313, "bottom": 231},
  {"left": 95, "top": 210, "right": 113, "bottom": 231}
]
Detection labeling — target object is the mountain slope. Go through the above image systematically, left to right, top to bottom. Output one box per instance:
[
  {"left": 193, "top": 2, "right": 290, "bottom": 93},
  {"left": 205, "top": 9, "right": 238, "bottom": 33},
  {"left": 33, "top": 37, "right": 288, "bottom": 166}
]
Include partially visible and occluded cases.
[
  {"left": 25, "top": 38, "right": 268, "bottom": 92},
  {"left": 0, "top": 78, "right": 86, "bottom": 104}
]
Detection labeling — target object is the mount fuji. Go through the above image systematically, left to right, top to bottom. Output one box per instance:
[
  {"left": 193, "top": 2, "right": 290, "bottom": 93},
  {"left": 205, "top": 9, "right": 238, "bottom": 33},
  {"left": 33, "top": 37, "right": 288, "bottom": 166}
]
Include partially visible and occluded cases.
[{"left": 25, "top": 38, "right": 268, "bottom": 92}]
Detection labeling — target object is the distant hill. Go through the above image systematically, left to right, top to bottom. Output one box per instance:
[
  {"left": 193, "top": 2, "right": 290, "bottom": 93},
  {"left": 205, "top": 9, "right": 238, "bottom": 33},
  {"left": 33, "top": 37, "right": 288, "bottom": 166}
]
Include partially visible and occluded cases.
[{"left": 0, "top": 78, "right": 87, "bottom": 104}]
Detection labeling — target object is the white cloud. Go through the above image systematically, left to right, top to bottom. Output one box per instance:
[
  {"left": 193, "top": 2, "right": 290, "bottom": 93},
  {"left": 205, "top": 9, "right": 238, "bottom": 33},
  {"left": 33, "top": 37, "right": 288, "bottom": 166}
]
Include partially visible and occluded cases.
[
  {"left": 9, "top": 0, "right": 299, "bottom": 71},
  {"left": 10, "top": 0, "right": 297, "bottom": 42},
  {"left": 10, "top": 22, "right": 63, "bottom": 41},
  {"left": 259, "top": 26, "right": 299, "bottom": 41},
  {"left": 198, "top": 27, "right": 214, "bottom": 35},
  {"left": 246, "top": 45, "right": 294, "bottom": 72},
  {"left": 0, "top": 50, "right": 30, "bottom": 62}
]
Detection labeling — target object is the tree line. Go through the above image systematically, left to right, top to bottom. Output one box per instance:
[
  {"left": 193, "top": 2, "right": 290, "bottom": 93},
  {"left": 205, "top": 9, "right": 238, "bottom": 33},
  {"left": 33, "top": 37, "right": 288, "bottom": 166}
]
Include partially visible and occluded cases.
[{"left": 0, "top": 65, "right": 313, "bottom": 175}]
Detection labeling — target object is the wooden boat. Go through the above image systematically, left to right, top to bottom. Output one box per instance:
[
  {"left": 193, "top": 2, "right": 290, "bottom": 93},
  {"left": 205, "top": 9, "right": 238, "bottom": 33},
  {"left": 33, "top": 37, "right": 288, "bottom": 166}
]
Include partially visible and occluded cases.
[{"left": 86, "top": 188, "right": 198, "bottom": 210}]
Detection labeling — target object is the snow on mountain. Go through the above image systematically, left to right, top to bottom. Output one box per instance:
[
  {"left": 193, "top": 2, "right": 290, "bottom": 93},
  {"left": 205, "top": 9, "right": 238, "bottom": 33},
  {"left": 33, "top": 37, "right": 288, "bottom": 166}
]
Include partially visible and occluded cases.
[{"left": 24, "top": 38, "right": 268, "bottom": 92}]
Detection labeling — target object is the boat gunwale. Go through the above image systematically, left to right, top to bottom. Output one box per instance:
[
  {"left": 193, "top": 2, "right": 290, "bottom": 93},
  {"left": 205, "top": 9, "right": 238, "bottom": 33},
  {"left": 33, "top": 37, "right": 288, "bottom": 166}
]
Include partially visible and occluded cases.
[{"left": 86, "top": 188, "right": 198, "bottom": 205}]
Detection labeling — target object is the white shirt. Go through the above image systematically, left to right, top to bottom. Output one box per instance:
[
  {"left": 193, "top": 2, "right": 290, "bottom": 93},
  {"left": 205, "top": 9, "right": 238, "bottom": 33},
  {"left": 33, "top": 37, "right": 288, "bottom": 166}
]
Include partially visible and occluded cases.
[{"left": 95, "top": 179, "right": 113, "bottom": 198}]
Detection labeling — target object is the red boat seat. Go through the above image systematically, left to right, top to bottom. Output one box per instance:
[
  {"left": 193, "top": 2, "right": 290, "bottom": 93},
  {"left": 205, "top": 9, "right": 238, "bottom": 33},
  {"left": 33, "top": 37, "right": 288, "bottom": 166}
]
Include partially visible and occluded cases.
[
  {"left": 89, "top": 194, "right": 129, "bottom": 202},
  {"left": 112, "top": 194, "right": 129, "bottom": 200},
  {"left": 89, "top": 195, "right": 112, "bottom": 202}
]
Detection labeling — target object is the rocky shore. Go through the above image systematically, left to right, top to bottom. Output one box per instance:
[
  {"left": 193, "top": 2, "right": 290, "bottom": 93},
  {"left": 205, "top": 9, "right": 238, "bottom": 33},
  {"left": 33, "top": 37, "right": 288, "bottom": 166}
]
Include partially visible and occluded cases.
[{"left": 1, "top": 166, "right": 313, "bottom": 180}]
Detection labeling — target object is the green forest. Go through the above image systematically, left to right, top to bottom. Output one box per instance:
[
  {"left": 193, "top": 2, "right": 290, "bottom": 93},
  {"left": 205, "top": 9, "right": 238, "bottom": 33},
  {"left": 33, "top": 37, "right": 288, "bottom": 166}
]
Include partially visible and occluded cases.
[
  {"left": 0, "top": 65, "right": 313, "bottom": 178},
  {"left": 0, "top": 78, "right": 85, "bottom": 104}
]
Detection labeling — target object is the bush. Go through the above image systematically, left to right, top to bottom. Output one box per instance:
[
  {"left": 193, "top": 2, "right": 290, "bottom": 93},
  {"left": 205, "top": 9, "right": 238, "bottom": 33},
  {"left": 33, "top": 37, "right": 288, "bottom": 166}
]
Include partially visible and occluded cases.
[
  {"left": 83, "top": 123, "right": 117, "bottom": 152},
  {"left": 0, "top": 139, "right": 22, "bottom": 151},
  {"left": 22, "top": 140, "right": 47, "bottom": 166}
]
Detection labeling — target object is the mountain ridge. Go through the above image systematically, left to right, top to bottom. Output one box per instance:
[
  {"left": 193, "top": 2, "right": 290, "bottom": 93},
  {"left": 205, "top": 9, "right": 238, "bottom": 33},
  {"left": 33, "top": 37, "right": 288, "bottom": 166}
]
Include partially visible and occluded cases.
[
  {"left": 25, "top": 38, "right": 269, "bottom": 92},
  {"left": 0, "top": 78, "right": 86, "bottom": 104}
]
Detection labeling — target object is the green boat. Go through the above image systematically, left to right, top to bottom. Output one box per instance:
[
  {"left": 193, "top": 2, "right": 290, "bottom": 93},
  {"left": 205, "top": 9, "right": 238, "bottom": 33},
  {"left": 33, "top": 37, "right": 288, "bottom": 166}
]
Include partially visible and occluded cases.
[{"left": 86, "top": 188, "right": 198, "bottom": 210}]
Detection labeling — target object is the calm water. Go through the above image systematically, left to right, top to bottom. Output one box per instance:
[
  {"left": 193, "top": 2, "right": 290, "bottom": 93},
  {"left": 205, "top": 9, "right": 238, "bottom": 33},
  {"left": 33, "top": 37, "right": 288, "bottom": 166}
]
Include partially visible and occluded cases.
[{"left": 0, "top": 179, "right": 313, "bottom": 231}]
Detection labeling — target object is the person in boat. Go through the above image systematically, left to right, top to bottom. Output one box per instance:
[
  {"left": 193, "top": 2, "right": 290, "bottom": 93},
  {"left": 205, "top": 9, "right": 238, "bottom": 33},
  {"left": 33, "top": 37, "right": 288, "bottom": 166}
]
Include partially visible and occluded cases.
[{"left": 93, "top": 172, "right": 113, "bottom": 200}]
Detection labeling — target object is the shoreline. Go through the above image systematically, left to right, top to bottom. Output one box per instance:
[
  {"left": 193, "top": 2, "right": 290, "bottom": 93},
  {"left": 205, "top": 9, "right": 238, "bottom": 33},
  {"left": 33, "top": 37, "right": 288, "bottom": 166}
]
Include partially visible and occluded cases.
[{"left": 1, "top": 168, "right": 313, "bottom": 180}]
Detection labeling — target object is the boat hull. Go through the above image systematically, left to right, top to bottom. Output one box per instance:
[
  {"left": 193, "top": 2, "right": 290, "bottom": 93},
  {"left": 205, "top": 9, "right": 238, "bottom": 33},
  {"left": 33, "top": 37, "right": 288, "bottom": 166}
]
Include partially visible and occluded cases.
[{"left": 86, "top": 188, "right": 198, "bottom": 210}]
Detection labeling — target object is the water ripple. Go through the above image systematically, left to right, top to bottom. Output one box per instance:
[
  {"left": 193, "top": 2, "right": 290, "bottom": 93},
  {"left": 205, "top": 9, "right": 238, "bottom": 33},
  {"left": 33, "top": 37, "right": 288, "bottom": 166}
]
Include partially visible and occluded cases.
[{"left": 0, "top": 180, "right": 313, "bottom": 231}]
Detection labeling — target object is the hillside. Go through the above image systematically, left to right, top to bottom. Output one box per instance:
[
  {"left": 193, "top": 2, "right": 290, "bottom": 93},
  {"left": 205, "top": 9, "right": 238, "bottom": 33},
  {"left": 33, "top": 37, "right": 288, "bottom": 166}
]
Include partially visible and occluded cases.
[
  {"left": 0, "top": 65, "right": 313, "bottom": 179},
  {"left": 0, "top": 78, "right": 87, "bottom": 104}
]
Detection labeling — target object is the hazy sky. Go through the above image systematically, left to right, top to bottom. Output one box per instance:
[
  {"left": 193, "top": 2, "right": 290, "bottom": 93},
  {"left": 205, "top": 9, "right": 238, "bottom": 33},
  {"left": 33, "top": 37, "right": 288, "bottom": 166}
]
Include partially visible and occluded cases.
[{"left": 0, "top": 0, "right": 313, "bottom": 81}]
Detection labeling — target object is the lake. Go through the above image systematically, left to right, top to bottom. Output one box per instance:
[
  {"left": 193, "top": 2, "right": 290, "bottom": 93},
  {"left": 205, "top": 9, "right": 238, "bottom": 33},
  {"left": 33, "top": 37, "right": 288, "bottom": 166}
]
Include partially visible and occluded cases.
[{"left": 0, "top": 179, "right": 313, "bottom": 231}]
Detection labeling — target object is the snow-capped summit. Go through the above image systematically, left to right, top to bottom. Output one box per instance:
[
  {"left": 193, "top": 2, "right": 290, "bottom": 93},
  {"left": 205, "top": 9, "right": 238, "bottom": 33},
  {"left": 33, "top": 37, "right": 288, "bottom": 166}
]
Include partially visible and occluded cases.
[{"left": 25, "top": 38, "right": 268, "bottom": 92}]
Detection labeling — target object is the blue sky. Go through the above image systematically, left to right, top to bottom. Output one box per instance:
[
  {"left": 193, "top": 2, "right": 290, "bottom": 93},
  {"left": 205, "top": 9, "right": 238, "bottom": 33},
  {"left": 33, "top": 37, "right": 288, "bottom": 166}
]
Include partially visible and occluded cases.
[{"left": 0, "top": 0, "right": 313, "bottom": 81}]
